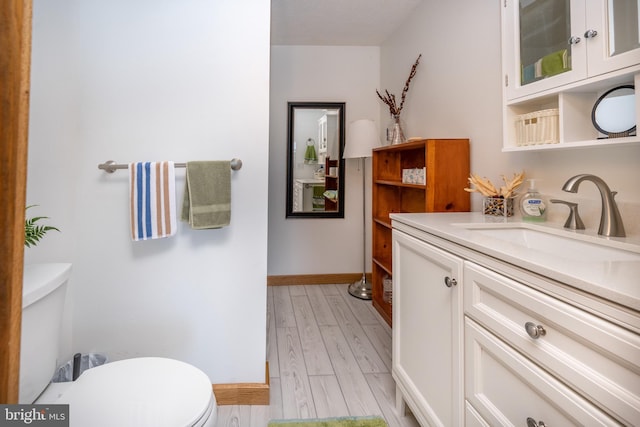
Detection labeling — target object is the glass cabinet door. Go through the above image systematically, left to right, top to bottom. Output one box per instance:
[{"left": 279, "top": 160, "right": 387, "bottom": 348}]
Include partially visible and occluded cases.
[
  {"left": 503, "top": 0, "right": 586, "bottom": 99},
  {"left": 519, "top": 0, "right": 573, "bottom": 87},
  {"left": 585, "top": 0, "right": 640, "bottom": 78},
  {"left": 607, "top": 0, "right": 639, "bottom": 58}
]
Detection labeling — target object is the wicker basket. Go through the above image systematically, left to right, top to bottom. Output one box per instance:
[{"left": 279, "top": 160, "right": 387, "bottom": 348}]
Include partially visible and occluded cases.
[{"left": 515, "top": 108, "right": 559, "bottom": 146}]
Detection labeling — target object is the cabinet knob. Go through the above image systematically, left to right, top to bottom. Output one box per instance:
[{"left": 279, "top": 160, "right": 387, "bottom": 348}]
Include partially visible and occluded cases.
[
  {"left": 584, "top": 29, "right": 598, "bottom": 39},
  {"left": 568, "top": 35, "right": 581, "bottom": 45},
  {"left": 444, "top": 276, "right": 457, "bottom": 288},
  {"left": 525, "top": 322, "right": 546, "bottom": 339},
  {"left": 526, "top": 417, "right": 547, "bottom": 427}
]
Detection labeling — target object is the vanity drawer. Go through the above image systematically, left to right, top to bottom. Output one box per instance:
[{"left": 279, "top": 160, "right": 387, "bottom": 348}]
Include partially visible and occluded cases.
[
  {"left": 464, "top": 261, "right": 640, "bottom": 426},
  {"left": 465, "top": 318, "right": 618, "bottom": 426}
]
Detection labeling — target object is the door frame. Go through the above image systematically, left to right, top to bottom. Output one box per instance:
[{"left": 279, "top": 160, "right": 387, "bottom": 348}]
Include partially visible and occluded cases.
[{"left": 0, "top": 0, "right": 32, "bottom": 403}]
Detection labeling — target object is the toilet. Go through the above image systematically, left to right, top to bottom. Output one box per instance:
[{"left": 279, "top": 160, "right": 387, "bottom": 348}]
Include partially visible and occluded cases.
[{"left": 20, "top": 263, "right": 217, "bottom": 427}]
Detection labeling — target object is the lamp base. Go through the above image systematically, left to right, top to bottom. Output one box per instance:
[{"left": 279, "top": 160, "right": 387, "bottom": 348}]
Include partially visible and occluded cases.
[{"left": 348, "top": 276, "right": 372, "bottom": 300}]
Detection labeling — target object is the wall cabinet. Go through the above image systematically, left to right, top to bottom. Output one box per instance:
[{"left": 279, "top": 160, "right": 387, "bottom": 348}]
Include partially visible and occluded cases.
[
  {"left": 501, "top": 0, "right": 640, "bottom": 151},
  {"left": 318, "top": 115, "right": 328, "bottom": 159},
  {"left": 371, "top": 139, "right": 469, "bottom": 326},
  {"left": 391, "top": 219, "right": 640, "bottom": 426}
]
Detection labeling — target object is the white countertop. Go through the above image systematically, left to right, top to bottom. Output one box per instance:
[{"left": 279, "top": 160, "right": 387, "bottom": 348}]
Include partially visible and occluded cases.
[
  {"left": 295, "top": 178, "right": 325, "bottom": 184},
  {"left": 390, "top": 212, "right": 640, "bottom": 311}
]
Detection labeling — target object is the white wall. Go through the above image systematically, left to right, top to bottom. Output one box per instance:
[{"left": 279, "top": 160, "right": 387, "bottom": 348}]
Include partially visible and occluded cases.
[
  {"left": 26, "top": 0, "right": 270, "bottom": 384},
  {"left": 26, "top": 0, "right": 80, "bottom": 366},
  {"left": 26, "top": 0, "right": 79, "bottom": 264},
  {"left": 380, "top": 0, "right": 640, "bottom": 234},
  {"left": 268, "top": 46, "right": 381, "bottom": 275}
]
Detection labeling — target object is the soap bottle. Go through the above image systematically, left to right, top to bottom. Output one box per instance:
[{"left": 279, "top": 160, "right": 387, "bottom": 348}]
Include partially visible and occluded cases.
[{"left": 520, "top": 179, "right": 547, "bottom": 222}]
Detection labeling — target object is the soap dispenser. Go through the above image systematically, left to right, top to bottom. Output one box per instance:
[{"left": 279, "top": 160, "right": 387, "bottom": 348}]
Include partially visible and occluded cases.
[{"left": 520, "top": 179, "right": 547, "bottom": 222}]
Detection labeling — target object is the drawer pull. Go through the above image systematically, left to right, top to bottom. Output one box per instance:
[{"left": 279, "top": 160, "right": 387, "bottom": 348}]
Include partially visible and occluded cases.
[
  {"left": 444, "top": 276, "right": 457, "bottom": 287},
  {"left": 525, "top": 322, "right": 546, "bottom": 339},
  {"left": 526, "top": 417, "right": 546, "bottom": 427}
]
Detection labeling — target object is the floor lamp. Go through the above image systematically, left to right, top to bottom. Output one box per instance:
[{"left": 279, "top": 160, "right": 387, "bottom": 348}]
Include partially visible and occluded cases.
[{"left": 343, "top": 119, "right": 381, "bottom": 300}]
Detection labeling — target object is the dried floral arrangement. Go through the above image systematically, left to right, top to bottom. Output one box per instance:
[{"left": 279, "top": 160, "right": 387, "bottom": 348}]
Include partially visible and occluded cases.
[
  {"left": 376, "top": 54, "right": 422, "bottom": 117},
  {"left": 464, "top": 172, "right": 525, "bottom": 198}
]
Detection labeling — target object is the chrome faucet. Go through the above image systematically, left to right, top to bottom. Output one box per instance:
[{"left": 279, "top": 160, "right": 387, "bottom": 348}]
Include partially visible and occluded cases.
[{"left": 561, "top": 174, "right": 626, "bottom": 237}]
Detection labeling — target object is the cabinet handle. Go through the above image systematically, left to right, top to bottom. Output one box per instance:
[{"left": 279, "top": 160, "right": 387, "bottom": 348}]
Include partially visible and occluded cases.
[
  {"left": 584, "top": 29, "right": 598, "bottom": 39},
  {"left": 568, "top": 35, "right": 581, "bottom": 45},
  {"left": 444, "top": 276, "right": 457, "bottom": 288},
  {"left": 525, "top": 322, "right": 546, "bottom": 339},
  {"left": 526, "top": 417, "right": 546, "bottom": 427}
]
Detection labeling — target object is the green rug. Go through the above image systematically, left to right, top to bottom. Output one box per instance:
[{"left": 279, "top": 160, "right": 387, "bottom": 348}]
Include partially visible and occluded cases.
[{"left": 268, "top": 415, "right": 388, "bottom": 427}]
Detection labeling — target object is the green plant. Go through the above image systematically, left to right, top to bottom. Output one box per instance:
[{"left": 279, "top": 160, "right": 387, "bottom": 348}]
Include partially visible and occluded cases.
[{"left": 24, "top": 205, "right": 59, "bottom": 248}]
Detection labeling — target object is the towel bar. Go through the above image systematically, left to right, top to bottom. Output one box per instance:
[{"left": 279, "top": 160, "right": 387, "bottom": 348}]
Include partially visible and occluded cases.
[{"left": 98, "top": 159, "right": 242, "bottom": 173}]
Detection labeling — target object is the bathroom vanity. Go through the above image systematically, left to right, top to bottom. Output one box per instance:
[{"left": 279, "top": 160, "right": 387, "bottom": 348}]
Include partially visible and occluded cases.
[
  {"left": 292, "top": 178, "right": 325, "bottom": 212},
  {"left": 390, "top": 212, "right": 640, "bottom": 427}
]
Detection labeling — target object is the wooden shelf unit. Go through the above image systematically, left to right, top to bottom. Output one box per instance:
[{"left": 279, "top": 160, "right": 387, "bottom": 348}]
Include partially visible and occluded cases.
[
  {"left": 371, "top": 139, "right": 470, "bottom": 325},
  {"left": 324, "top": 156, "right": 338, "bottom": 211}
]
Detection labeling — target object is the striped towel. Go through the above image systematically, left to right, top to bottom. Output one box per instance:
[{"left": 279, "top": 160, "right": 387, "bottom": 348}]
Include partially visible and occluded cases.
[{"left": 129, "top": 161, "right": 177, "bottom": 241}]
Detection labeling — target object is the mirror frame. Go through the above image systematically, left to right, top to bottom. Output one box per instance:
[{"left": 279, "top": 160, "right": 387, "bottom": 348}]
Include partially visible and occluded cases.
[
  {"left": 591, "top": 84, "right": 636, "bottom": 138},
  {"left": 286, "top": 102, "right": 346, "bottom": 218}
]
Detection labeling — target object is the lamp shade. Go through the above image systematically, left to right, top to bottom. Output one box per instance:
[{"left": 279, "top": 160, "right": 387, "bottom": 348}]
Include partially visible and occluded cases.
[{"left": 343, "top": 119, "right": 381, "bottom": 159}]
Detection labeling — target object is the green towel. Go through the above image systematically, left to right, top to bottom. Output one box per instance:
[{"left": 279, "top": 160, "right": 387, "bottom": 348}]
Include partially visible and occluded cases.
[
  {"left": 541, "top": 49, "right": 568, "bottom": 77},
  {"left": 304, "top": 142, "right": 317, "bottom": 164},
  {"left": 181, "top": 161, "right": 231, "bottom": 229},
  {"left": 312, "top": 185, "right": 325, "bottom": 211}
]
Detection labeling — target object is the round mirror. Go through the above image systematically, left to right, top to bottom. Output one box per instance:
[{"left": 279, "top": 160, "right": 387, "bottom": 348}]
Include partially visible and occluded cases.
[{"left": 591, "top": 85, "right": 636, "bottom": 138}]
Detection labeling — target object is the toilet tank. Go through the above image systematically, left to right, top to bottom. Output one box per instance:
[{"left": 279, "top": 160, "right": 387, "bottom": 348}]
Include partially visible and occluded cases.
[{"left": 19, "top": 263, "right": 71, "bottom": 403}]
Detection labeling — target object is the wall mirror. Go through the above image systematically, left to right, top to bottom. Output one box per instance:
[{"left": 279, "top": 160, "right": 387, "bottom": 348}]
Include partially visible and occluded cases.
[
  {"left": 592, "top": 85, "right": 636, "bottom": 138},
  {"left": 286, "top": 102, "right": 345, "bottom": 218}
]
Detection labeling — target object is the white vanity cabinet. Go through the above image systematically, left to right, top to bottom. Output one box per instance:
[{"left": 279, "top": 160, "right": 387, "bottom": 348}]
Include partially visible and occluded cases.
[
  {"left": 501, "top": 0, "right": 640, "bottom": 151},
  {"left": 292, "top": 180, "right": 303, "bottom": 212},
  {"left": 391, "top": 218, "right": 640, "bottom": 426},
  {"left": 391, "top": 229, "right": 464, "bottom": 427},
  {"left": 464, "top": 262, "right": 638, "bottom": 426},
  {"left": 464, "top": 317, "right": 617, "bottom": 426}
]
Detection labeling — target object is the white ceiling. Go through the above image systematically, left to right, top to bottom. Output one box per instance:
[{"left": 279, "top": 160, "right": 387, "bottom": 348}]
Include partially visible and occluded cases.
[{"left": 271, "top": 0, "right": 424, "bottom": 46}]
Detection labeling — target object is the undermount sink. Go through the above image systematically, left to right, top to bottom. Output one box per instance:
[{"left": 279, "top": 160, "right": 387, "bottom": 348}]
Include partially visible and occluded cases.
[{"left": 455, "top": 224, "right": 640, "bottom": 263}]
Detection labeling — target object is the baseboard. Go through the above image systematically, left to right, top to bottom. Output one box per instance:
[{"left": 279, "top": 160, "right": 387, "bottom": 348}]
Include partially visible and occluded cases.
[
  {"left": 267, "top": 273, "right": 371, "bottom": 286},
  {"left": 212, "top": 362, "right": 270, "bottom": 405}
]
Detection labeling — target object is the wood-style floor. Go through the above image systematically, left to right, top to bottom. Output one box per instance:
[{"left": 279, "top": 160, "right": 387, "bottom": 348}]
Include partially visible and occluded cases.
[{"left": 215, "top": 284, "right": 419, "bottom": 427}]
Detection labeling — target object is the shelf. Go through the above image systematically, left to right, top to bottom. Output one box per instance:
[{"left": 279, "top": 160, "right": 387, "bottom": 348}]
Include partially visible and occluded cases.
[
  {"left": 503, "top": 136, "right": 640, "bottom": 152},
  {"left": 371, "top": 139, "right": 470, "bottom": 326},
  {"left": 375, "top": 179, "right": 427, "bottom": 189},
  {"left": 373, "top": 217, "right": 392, "bottom": 228},
  {"left": 372, "top": 223, "right": 392, "bottom": 271},
  {"left": 372, "top": 258, "right": 392, "bottom": 275},
  {"left": 371, "top": 263, "right": 392, "bottom": 326}
]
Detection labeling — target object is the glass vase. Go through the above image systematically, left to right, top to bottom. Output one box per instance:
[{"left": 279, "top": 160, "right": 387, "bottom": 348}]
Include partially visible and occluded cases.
[
  {"left": 386, "top": 115, "right": 407, "bottom": 145},
  {"left": 483, "top": 196, "right": 514, "bottom": 217}
]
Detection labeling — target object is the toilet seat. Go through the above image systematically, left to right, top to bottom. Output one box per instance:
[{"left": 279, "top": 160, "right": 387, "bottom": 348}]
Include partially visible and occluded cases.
[{"left": 39, "top": 357, "right": 216, "bottom": 427}]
